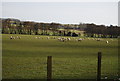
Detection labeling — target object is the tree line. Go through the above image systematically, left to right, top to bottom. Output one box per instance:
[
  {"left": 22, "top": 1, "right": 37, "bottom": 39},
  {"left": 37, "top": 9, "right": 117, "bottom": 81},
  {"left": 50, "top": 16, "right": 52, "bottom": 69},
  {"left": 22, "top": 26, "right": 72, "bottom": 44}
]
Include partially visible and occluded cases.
[
  {"left": 0, "top": 18, "right": 120, "bottom": 38},
  {"left": 84, "top": 24, "right": 120, "bottom": 38}
]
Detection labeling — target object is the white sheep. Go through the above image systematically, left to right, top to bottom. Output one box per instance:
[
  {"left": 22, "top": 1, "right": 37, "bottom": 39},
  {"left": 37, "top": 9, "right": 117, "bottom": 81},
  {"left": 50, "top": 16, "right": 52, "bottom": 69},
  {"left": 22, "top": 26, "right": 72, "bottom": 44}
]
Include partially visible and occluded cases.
[
  {"left": 10, "top": 36, "right": 13, "bottom": 39},
  {"left": 11, "top": 36, "right": 16, "bottom": 39},
  {"left": 16, "top": 36, "right": 21, "bottom": 39},
  {"left": 17, "top": 36, "right": 19, "bottom": 38},
  {"left": 13, "top": 37, "right": 15, "bottom": 39},
  {"left": 47, "top": 37, "right": 50, "bottom": 39},
  {"left": 58, "top": 37, "right": 61, "bottom": 40},
  {"left": 58, "top": 37, "right": 66, "bottom": 42},
  {"left": 61, "top": 38, "right": 65, "bottom": 42},
  {"left": 67, "top": 38, "right": 71, "bottom": 41},
  {"left": 78, "top": 38, "right": 83, "bottom": 42},
  {"left": 96, "top": 38, "right": 101, "bottom": 41},
  {"left": 110, "top": 39, "right": 113, "bottom": 41},
  {"left": 106, "top": 41, "right": 109, "bottom": 44},
  {"left": 104, "top": 76, "right": 108, "bottom": 79},
  {"left": 118, "top": 78, "right": 120, "bottom": 80}
]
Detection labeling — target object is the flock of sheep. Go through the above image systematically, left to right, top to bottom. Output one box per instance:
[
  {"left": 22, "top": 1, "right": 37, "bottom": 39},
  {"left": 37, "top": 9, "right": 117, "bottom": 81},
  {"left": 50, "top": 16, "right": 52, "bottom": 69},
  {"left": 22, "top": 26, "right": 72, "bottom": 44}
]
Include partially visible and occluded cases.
[
  {"left": 9, "top": 35, "right": 110, "bottom": 44},
  {"left": 10, "top": 36, "right": 21, "bottom": 39},
  {"left": 57, "top": 37, "right": 109, "bottom": 43}
]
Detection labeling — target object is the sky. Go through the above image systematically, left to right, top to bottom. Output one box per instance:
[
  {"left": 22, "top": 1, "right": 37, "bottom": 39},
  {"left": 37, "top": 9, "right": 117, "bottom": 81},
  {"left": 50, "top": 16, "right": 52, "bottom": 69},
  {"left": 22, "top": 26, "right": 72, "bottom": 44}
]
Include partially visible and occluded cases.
[
  {"left": 1, "top": 0, "right": 120, "bottom": 2},
  {"left": 1, "top": 1, "right": 119, "bottom": 26},
  {"left": 118, "top": 1, "right": 120, "bottom": 26}
]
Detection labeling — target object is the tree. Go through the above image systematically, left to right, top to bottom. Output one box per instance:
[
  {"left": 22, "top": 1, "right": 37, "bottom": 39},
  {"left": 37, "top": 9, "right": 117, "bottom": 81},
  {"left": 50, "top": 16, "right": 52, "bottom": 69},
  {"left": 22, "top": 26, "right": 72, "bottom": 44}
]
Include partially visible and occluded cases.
[
  {"left": 50, "top": 22, "right": 60, "bottom": 36},
  {"left": 34, "top": 23, "right": 39, "bottom": 35},
  {"left": 72, "top": 32, "right": 78, "bottom": 37}
]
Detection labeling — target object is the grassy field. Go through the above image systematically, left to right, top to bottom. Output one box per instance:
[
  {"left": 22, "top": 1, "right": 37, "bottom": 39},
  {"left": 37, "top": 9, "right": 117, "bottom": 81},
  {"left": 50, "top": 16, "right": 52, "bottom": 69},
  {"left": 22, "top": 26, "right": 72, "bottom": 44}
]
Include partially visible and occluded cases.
[{"left": 2, "top": 34, "right": 118, "bottom": 79}]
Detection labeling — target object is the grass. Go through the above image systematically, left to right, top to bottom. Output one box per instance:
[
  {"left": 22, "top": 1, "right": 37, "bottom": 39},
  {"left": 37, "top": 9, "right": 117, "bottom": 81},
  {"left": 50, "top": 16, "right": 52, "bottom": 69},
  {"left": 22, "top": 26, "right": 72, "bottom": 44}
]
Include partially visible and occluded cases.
[{"left": 2, "top": 34, "right": 118, "bottom": 79}]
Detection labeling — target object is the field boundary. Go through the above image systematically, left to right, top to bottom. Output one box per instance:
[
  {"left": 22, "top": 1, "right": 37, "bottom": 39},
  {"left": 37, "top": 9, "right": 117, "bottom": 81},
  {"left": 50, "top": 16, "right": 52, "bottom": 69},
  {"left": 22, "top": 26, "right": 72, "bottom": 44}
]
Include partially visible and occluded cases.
[{"left": 47, "top": 52, "right": 102, "bottom": 81}]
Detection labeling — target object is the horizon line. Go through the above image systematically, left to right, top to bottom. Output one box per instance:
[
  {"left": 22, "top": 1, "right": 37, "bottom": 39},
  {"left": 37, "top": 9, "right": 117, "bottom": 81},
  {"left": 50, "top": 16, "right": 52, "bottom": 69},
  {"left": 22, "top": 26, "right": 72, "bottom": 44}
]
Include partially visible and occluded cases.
[{"left": 1, "top": 17, "right": 118, "bottom": 26}]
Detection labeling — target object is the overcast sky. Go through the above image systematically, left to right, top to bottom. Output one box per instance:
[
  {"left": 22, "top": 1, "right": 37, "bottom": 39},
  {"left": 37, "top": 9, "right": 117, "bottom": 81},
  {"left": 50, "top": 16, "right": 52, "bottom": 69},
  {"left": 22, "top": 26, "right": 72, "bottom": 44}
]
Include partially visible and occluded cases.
[{"left": 2, "top": 2, "right": 118, "bottom": 26}]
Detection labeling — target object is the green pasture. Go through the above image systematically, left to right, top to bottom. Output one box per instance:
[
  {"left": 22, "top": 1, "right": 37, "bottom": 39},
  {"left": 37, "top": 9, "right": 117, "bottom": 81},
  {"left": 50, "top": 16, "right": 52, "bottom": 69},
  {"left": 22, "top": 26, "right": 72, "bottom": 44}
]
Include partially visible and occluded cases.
[{"left": 2, "top": 34, "right": 118, "bottom": 79}]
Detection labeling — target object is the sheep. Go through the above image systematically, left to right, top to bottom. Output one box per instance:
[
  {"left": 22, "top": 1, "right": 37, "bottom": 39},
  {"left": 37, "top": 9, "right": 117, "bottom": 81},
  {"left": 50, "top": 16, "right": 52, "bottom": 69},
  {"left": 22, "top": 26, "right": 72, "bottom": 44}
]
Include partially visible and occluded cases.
[
  {"left": 10, "top": 36, "right": 13, "bottom": 39},
  {"left": 10, "top": 36, "right": 16, "bottom": 39},
  {"left": 16, "top": 36, "right": 21, "bottom": 39},
  {"left": 16, "top": 36, "right": 19, "bottom": 38},
  {"left": 19, "top": 36, "right": 21, "bottom": 39},
  {"left": 13, "top": 37, "right": 15, "bottom": 39},
  {"left": 35, "top": 37, "right": 38, "bottom": 39},
  {"left": 38, "top": 37, "right": 41, "bottom": 39},
  {"left": 47, "top": 37, "right": 50, "bottom": 39},
  {"left": 53, "top": 37, "right": 56, "bottom": 39},
  {"left": 58, "top": 37, "right": 67, "bottom": 42},
  {"left": 58, "top": 37, "right": 61, "bottom": 40},
  {"left": 58, "top": 37, "right": 61, "bottom": 41},
  {"left": 58, "top": 37, "right": 62, "bottom": 41},
  {"left": 60, "top": 38, "right": 65, "bottom": 42},
  {"left": 62, "top": 38, "right": 67, "bottom": 42},
  {"left": 63, "top": 38, "right": 67, "bottom": 41},
  {"left": 67, "top": 38, "right": 71, "bottom": 41},
  {"left": 78, "top": 38, "right": 83, "bottom": 42},
  {"left": 82, "top": 38, "right": 85, "bottom": 40},
  {"left": 88, "top": 38, "right": 90, "bottom": 40},
  {"left": 92, "top": 38, "right": 95, "bottom": 40},
  {"left": 60, "top": 39, "right": 65, "bottom": 42},
  {"left": 96, "top": 39, "right": 101, "bottom": 41},
  {"left": 110, "top": 39, "right": 113, "bottom": 41},
  {"left": 106, "top": 41, "right": 109, "bottom": 44},
  {"left": 104, "top": 76, "right": 108, "bottom": 79},
  {"left": 119, "top": 78, "right": 120, "bottom": 80}
]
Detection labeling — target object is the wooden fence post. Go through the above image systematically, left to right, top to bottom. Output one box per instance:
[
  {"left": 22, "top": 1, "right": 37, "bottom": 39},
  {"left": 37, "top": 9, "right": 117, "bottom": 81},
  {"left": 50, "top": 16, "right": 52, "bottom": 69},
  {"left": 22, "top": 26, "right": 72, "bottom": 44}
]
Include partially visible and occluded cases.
[
  {"left": 97, "top": 52, "right": 102, "bottom": 81},
  {"left": 47, "top": 56, "right": 52, "bottom": 81}
]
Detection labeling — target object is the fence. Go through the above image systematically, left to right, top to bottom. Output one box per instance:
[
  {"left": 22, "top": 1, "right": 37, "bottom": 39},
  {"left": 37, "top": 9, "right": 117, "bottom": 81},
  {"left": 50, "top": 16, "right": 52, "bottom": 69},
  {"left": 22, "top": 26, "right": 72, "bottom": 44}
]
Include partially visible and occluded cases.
[{"left": 47, "top": 52, "right": 102, "bottom": 81}]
